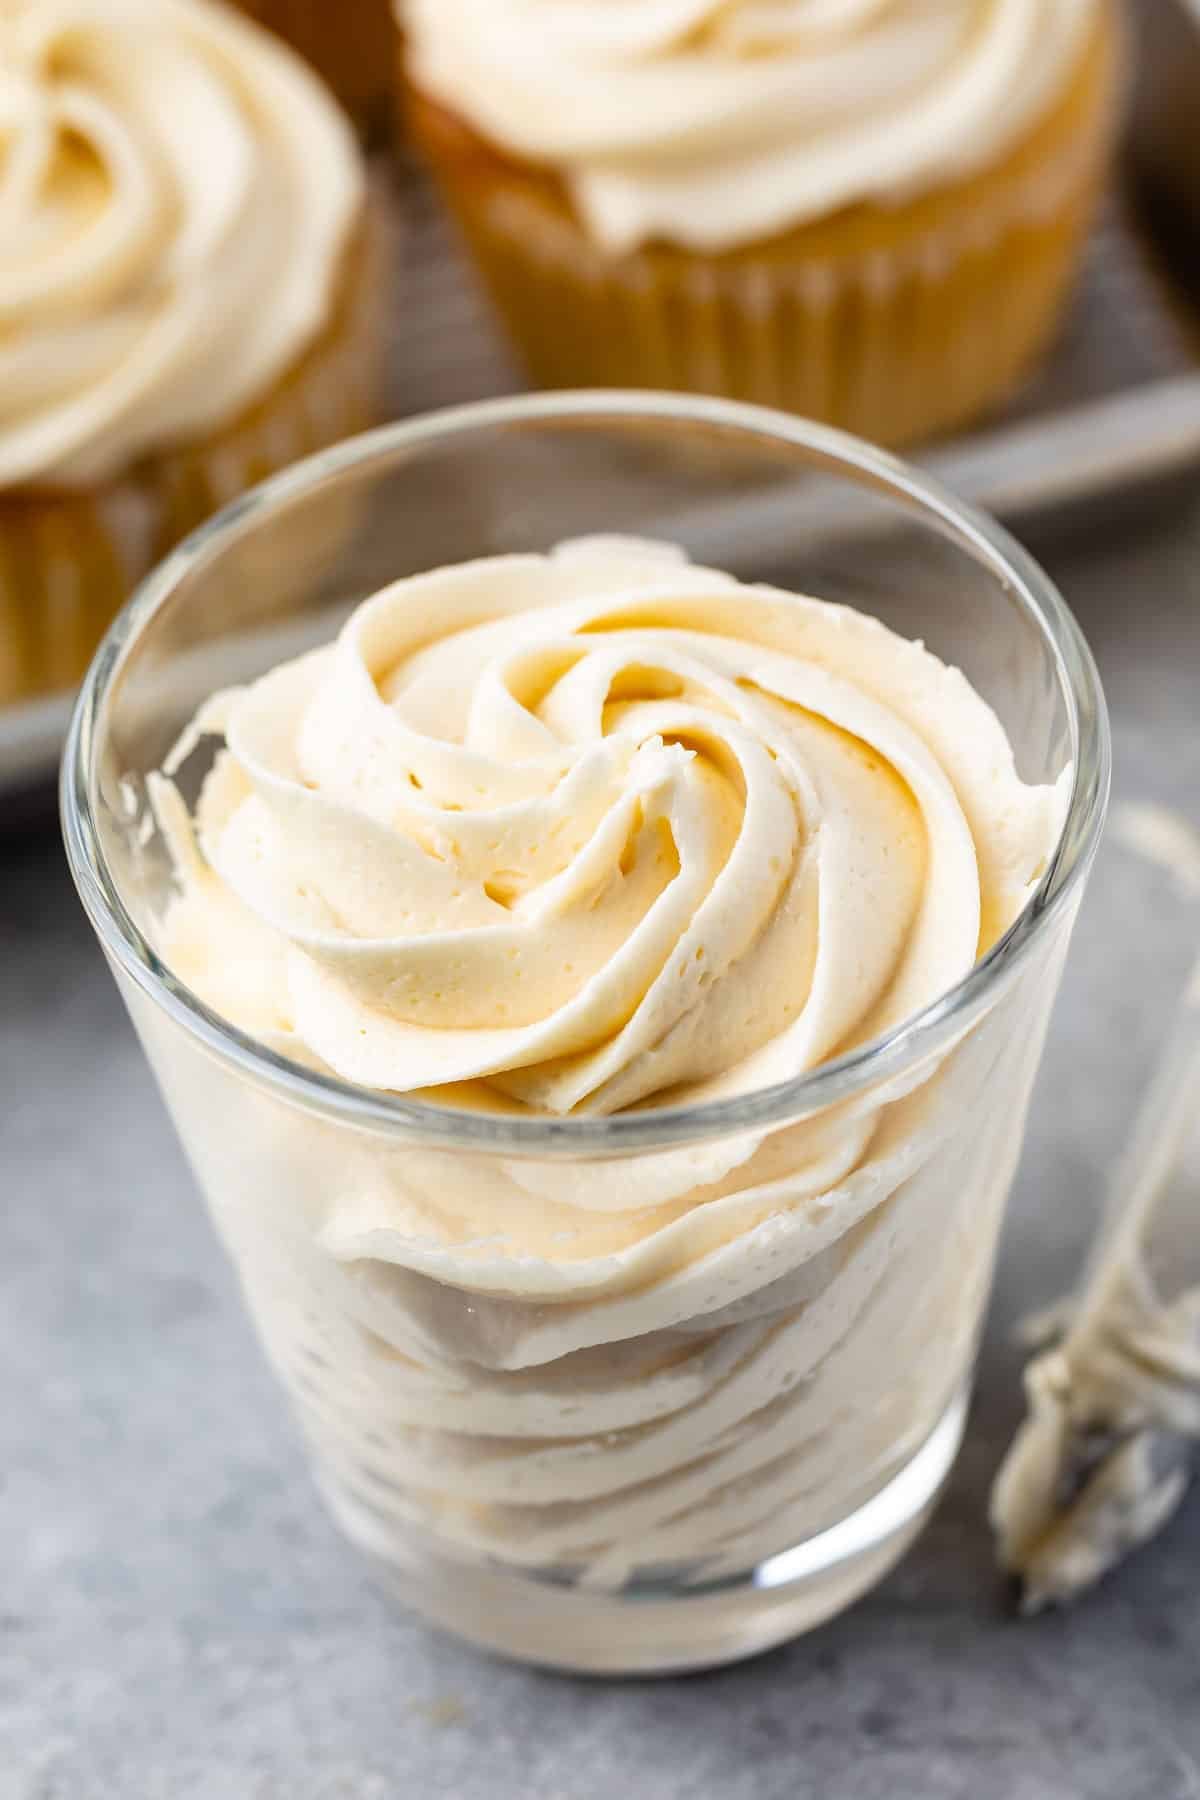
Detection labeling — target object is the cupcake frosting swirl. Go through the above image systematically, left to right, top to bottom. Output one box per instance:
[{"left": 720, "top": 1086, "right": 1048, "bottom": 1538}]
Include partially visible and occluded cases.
[
  {"left": 0, "top": 0, "right": 362, "bottom": 488},
  {"left": 403, "top": 0, "right": 1098, "bottom": 251},
  {"left": 159, "top": 537, "right": 1067, "bottom": 1119}
]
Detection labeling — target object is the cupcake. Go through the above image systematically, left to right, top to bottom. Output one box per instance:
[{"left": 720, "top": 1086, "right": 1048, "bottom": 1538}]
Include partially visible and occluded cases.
[
  {"left": 0, "top": 0, "right": 386, "bottom": 708},
  {"left": 230, "top": 0, "right": 394, "bottom": 137},
  {"left": 401, "top": 0, "right": 1120, "bottom": 447}
]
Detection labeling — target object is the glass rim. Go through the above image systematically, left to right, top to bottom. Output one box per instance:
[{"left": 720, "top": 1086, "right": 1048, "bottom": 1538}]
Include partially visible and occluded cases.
[{"left": 61, "top": 390, "right": 1110, "bottom": 1157}]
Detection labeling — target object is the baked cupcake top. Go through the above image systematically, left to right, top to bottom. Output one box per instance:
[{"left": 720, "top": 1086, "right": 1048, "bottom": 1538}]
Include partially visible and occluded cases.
[
  {"left": 0, "top": 0, "right": 363, "bottom": 489},
  {"left": 403, "top": 0, "right": 1099, "bottom": 252}
]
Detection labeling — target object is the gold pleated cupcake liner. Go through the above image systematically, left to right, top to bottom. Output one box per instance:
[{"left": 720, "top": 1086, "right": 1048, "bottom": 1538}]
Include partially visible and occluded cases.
[
  {"left": 230, "top": 0, "right": 394, "bottom": 137},
  {"left": 409, "top": 2, "right": 1119, "bottom": 450},
  {"left": 0, "top": 202, "right": 389, "bottom": 711}
]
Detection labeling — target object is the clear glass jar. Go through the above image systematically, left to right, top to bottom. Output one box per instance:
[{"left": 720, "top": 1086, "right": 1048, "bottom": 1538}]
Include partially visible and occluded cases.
[{"left": 62, "top": 393, "right": 1109, "bottom": 1673}]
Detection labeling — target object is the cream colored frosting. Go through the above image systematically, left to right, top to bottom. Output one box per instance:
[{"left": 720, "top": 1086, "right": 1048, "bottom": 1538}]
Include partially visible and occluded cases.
[
  {"left": 0, "top": 0, "right": 363, "bottom": 489},
  {"left": 402, "top": 0, "right": 1098, "bottom": 252},
  {"left": 157, "top": 536, "right": 1064, "bottom": 1115},
  {"left": 149, "top": 538, "right": 1071, "bottom": 1585}
]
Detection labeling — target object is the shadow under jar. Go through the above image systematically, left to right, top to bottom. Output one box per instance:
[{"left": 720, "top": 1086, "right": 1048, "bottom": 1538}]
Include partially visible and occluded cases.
[{"left": 62, "top": 393, "right": 1108, "bottom": 1673}]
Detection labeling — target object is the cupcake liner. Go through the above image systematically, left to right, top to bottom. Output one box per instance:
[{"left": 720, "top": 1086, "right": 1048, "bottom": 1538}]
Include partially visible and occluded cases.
[
  {"left": 231, "top": 0, "right": 394, "bottom": 137},
  {"left": 408, "top": 4, "right": 1119, "bottom": 449},
  {"left": 0, "top": 199, "right": 389, "bottom": 710}
]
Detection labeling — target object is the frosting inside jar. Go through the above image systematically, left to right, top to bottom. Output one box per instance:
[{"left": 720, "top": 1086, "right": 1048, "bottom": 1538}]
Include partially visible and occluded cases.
[
  {"left": 0, "top": 0, "right": 362, "bottom": 489},
  {"left": 402, "top": 0, "right": 1099, "bottom": 252},
  {"left": 146, "top": 537, "right": 1072, "bottom": 1585}
]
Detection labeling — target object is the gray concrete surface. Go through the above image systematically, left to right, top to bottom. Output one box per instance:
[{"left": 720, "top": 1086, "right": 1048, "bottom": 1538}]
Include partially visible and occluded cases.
[{"left": 3, "top": 503, "right": 1200, "bottom": 1800}]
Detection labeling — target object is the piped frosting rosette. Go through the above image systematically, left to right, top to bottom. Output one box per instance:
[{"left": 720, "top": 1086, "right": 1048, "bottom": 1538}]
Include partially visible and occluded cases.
[
  {"left": 0, "top": 0, "right": 362, "bottom": 489},
  {"left": 404, "top": 0, "right": 1098, "bottom": 252},
  {"left": 163, "top": 535, "right": 1061, "bottom": 1102}
]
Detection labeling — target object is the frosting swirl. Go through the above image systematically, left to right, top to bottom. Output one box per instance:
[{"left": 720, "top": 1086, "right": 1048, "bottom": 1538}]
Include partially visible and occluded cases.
[
  {"left": 0, "top": 0, "right": 362, "bottom": 488},
  {"left": 403, "top": 0, "right": 1098, "bottom": 252},
  {"left": 159, "top": 537, "right": 1066, "bottom": 1118}
]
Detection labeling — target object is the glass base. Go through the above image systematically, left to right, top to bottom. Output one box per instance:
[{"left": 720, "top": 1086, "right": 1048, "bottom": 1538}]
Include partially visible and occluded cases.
[{"left": 321, "top": 1389, "right": 968, "bottom": 1675}]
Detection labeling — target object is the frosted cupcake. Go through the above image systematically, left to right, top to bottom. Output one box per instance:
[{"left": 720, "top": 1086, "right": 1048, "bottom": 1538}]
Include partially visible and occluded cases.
[
  {"left": 0, "top": 0, "right": 386, "bottom": 707},
  {"left": 401, "top": 0, "right": 1120, "bottom": 445},
  {"left": 230, "top": 1, "right": 393, "bottom": 136}
]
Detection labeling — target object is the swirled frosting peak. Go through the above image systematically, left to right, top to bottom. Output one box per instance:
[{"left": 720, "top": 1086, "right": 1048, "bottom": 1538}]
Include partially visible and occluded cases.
[
  {"left": 0, "top": 0, "right": 362, "bottom": 488},
  {"left": 403, "top": 0, "right": 1098, "bottom": 251},
  {"left": 158, "top": 537, "right": 1067, "bottom": 1116}
]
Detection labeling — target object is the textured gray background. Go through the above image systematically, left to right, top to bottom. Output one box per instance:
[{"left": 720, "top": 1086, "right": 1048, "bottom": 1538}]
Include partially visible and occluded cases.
[{"left": 4, "top": 501, "right": 1200, "bottom": 1800}]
